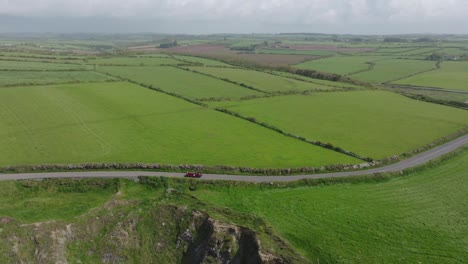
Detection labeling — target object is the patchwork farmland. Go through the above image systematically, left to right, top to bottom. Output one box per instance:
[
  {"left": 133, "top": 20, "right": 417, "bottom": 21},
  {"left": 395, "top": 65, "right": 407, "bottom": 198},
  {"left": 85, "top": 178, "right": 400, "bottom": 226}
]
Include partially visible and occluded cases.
[{"left": 0, "top": 34, "right": 467, "bottom": 263}]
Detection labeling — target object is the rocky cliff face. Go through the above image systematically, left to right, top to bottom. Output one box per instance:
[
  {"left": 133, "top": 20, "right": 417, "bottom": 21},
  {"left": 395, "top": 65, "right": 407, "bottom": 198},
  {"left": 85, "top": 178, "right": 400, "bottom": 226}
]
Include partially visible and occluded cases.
[{"left": 0, "top": 197, "right": 299, "bottom": 264}]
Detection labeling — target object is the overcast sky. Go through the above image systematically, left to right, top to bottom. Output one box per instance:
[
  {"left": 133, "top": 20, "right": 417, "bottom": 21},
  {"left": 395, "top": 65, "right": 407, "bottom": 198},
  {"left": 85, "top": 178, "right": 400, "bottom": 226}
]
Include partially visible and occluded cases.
[{"left": 1, "top": 0, "right": 467, "bottom": 34}]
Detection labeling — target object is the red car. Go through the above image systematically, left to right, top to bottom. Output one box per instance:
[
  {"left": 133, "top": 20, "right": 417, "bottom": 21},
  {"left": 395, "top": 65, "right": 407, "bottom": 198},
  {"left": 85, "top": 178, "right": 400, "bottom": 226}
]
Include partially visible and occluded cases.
[{"left": 184, "top": 172, "right": 202, "bottom": 178}]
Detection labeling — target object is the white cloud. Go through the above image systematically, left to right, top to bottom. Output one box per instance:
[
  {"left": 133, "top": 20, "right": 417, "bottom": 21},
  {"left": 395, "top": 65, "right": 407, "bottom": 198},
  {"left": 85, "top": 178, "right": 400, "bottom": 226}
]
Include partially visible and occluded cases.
[{"left": 0, "top": 0, "right": 467, "bottom": 33}]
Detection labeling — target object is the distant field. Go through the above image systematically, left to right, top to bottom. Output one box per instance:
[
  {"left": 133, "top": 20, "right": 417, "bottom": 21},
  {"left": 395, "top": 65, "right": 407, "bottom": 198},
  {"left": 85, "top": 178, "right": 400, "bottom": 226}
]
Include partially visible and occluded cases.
[
  {"left": 166, "top": 44, "right": 318, "bottom": 66},
  {"left": 373, "top": 47, "right": 419, "bottom": 54},
  {"left": 397, "top": 47, "right": 441, "bottom": 56},
  {"left": 256, "top": 48, "right": 337, "bottom": 56},
  {"left": 171, "top": 55, "right": 232, "bottom": 66},
  {"left": 89, "top": 56, "right": 181, "bottom": 66},
  {"left": 295, "top": 56, "right": 388, "bottom": 75},
  {"left": 351, "top": 59, "right": 435, "bottom": 83},
  {"left": 0, "top": 60, "right": 90, "bottom": 71},
  {"left": 394, "top": 61, "right": 468, "bottom": 91},
  {"left": 98, "top": 66, "right": 263, "bottom": 99},
  {"left": 188, "top": 66, "right": 336, "bottom": 92},
  {"left": 267, "top": 70, "right": 364, "bottom": 90},
  {"left": 0, "top": 71, "right": 116, "bottom": 86},
  {"left": 0, "top": 82, "right": 359, "bottom": 167},
  {"left": 211, "top": 91, "right": 468, "bottom": 159},
  {"left": 194, "top": 148, "right": 468, "bottom": 263}
]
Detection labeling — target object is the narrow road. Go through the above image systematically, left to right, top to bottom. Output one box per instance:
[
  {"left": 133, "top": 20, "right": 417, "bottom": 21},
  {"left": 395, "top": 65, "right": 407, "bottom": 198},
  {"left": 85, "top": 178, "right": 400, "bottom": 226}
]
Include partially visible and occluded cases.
[{"left": 1, "top": 134, "right": 467, "bottom": 182}]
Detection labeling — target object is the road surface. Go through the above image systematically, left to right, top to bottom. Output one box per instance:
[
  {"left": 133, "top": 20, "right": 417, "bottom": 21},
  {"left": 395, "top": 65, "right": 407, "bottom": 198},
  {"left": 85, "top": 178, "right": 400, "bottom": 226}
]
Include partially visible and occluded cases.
[{"left": 0, "top": 134, "right": 467, "bottom": 182}]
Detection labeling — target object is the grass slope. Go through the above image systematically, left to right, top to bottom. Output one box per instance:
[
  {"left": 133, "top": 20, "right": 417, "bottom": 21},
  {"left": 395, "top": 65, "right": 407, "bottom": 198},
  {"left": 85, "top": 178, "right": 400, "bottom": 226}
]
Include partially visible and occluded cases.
[
  {"left": 394, "top": 61, "right": 468, "bottom": 91},
  {"left": 98, "top": 66, "right": 262, "bottom": 99},
  {"left": 188, "top": 66, "right": 336, "bottom": 93},
  {"left": 0, "top": 82, "right": 358, "bottom": 167},
  {"left": 210, "top": 91, "right": 468, "bottom": 159},
  {"left": 193, "top": 149, "right": 468, "bottom": 263}
]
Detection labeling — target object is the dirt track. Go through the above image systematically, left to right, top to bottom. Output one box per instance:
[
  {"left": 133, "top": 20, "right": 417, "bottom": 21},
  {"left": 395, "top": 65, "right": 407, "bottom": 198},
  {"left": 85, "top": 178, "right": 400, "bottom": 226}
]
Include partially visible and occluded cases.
[{"left": 0, "top": 134, "right": 466, "bottom": 182}]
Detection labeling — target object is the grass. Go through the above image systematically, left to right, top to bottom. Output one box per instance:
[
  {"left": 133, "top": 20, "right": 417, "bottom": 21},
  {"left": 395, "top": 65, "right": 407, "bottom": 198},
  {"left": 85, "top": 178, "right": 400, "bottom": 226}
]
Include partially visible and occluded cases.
[
  {"left": 397, "top": 47, "right": 441, "bottom": 56},
  {"left": 256, "top": 48, "right": 337, "bottom": 56},
  {"left": 171, "top": 55, "right": 232, "bottom": 66},
  {"left": 89, "top": 56, "right": 181, "bottom": 66},
  {"left": 294, "top": 56, "right": 388, "bottom": 75},
  {"left": 351, "top": 59, "right": 436, "bottom": 83},
  {"left": 0, "top": 60, "right": 90, "bottom": 71},
  {"left": 394, "top": 61, "right": 468, "bottom": 91},
  {"left": 98, "top": 66, "right": 263, "bottom": 99},
  {"left": 188, "top": 66, "right": 337, "bottom": 93},
  {"left": 266, "top": 70, "right": 364, "bottom": 90},
  {"left": 0, "top": 71, "right": 117, "bottom": 86},
  {"left": 0, "top": 82, "right": 359, "bottom": 168},
  {"left": 210, "top": 91, "right": 468, "bottom": 159},
  {"left": 192, "top": 149, "right": 468, "bottom": 263},
  {"left": 0, "top": 179, "right": 117, "bottom": 223}
]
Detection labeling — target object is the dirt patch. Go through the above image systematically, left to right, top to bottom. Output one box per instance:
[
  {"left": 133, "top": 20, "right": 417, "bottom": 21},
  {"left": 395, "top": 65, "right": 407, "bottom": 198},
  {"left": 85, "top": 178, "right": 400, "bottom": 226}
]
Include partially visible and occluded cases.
[{"left": 166, "top": 44, "right": 317, "bottom": 66}]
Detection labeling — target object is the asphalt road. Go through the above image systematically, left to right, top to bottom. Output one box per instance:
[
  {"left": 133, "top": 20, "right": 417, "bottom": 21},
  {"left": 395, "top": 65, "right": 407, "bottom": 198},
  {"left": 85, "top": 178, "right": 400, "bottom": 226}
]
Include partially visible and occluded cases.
[{"left": 0, "top": 134, "right": 467, "bottom": 182}]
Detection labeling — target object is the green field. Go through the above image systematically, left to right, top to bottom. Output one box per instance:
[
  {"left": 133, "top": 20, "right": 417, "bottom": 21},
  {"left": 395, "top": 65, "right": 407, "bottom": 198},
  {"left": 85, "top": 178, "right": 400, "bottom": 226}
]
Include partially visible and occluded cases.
[
  {"left": 397, "top": 47, "right": 441, "bottom": 56},
  {"left": 256, "top": 48, "right": 337, "bottom": 56},
  {"left": 172, "top": 55, "right": 232, "bottom": 66},
  {"left": 89, "top": 56, "right": 181, "bottom": 66},
  {"left": 295, "top": 56, "right": 387, "bottom": 75},
  {"left": 351, "top": 59, "right": 436, "bottom": 83},
  {"left": 0, "top": 60, "right": 90, "bottom": 71},
  {"left": 394, "top": 61, "right": 468, "bottom": 91},
  {"left": 98, "top": 66, "right": 263, "bottom": 99},
  {"left": 188, "top": 66, "right": 336, "bottom": 92},
  {"left": 267, "top": 70, "right": 364, "bottom": 90},
  {"left": 0, "top": 71, "right": 116, "bottom": 86},
  {"left": 0, "top": 82, "right": 359, "bottom": 167},
  {"left": 210, "top": 91, "right": 468, "bottom": 159},
  {"left": 193, "top": 149, "right": 468, "bottom": 263}
]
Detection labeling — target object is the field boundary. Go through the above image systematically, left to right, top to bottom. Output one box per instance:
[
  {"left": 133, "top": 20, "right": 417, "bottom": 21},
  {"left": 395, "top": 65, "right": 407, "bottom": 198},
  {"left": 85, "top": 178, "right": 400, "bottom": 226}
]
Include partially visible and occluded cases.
[
  {"left": 383, "top": 60, "right": 441, "bottom": 84},
  {"left": 176, "top": 65, "right": 268, "bottom": 94},
  {"left": 98, "top": 71, "right": 209, "bottom": 107},
  {"left": 214, "top": 107, "right": 373, "bottom": 162},
  {"left": 0, "top": 135, "right": 466, "bottom": 178}
]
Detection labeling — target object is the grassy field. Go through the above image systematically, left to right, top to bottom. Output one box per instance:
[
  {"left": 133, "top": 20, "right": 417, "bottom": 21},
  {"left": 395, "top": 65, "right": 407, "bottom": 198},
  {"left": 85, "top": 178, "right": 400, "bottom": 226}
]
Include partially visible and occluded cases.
[
  {"left": 256, "top": 48, "right": 337, "bottom": 56},
  {"left": 172, "top": 55, "right": 232, "bottom": 66},
  {"left": 89, "top": 56, "right": 181, "bottom": 66},
  {"left": 294, "top": 56, "right": 388, "bottom": 75},
  {"left": 351, "top": 59, "right": 435, "bottom": 83},
  {"left": 0, "top": 60, "right": 90, "bottom": 71},
  {"left": 394, "top": 61, "right": 468, "bottom": 91},
  {"left": 98, "top": 66, "right": 263, "bottom": 99},
  {"left": 188, "top": 66, "right": 336, "bottom": 92},
  {"left": 267, "top": 70, "right": 364, "bottom": 90},
  {"left": 0, "top": 71, "right": 116, "bottom": 86},
  {"left": 0, "top": 82, "right": 359, "bottom": 167},
  {"left": 210, "top": 91, "right": 468, "bottom": 159},
  {"left": 193, "top": 149, "right": 468, "bottom": 263},
  {"left": 0, "top": 179, "right": 117, "bottom": 222}
]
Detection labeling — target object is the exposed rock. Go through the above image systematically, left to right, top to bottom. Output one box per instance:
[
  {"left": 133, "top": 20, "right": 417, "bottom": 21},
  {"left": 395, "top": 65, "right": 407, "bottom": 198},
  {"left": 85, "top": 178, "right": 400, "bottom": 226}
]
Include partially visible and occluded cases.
[{"left": 0, "top": 203, "right": 298, "bottom": 263}]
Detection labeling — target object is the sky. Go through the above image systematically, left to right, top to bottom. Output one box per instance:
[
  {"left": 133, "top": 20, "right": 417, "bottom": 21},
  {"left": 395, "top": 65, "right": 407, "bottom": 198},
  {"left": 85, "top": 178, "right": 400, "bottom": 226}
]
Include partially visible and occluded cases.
[{"left": 1, "top": 0, "right": 467, "bottom": 34}]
